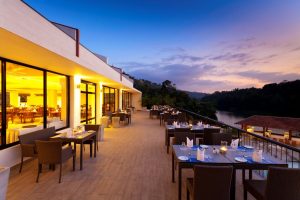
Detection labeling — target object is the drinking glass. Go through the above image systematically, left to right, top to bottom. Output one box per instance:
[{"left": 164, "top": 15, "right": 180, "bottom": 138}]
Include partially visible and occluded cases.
[{"left": 221, "top": 141, "right": 228, "bottom": 147}]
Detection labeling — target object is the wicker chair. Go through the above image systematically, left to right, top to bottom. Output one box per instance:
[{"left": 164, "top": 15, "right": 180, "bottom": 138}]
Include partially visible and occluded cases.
[
  {"left": 177, "top": 113, "right": 186, "bottom": 123},
  {"left": 84, "top": 124, "right": 101, "bottom": 151},
  {"left": 18, "top": 127, "right": 56, "bottom": 173},
  {"left": 173, "top": 128, "right": 194, "bottom": 145},
  {"left": 203, "top": 132, "right": 232, "bottom": 145},
  {"left": 35, "top": 140, "right": 75, "bottom": 183},
  {"left": 187, "top": 165, "right": 233, "bottom": 200},
  {"left": 244, "top": 167, "right": 300, "bottom": 200}
]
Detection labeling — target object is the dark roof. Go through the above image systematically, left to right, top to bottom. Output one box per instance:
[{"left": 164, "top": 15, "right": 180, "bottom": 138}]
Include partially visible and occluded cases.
[{"left": 235, "top": 115, "right": 300, "bottom": 131}]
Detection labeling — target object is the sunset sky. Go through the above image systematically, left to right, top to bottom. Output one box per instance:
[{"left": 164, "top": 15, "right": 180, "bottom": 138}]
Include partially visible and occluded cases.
[{"left": 26, "top": 0, "right": 300, "bottom": 93}]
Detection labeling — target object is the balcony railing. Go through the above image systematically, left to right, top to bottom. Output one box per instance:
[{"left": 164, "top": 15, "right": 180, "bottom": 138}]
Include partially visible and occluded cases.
[{"left": 178, "top": 108, "right": 300, "bottom": 169}]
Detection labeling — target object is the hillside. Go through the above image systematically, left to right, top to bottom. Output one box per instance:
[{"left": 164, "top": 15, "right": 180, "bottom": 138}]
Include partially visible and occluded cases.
[
  {"left": 133, "top": 79, "right": 217, "bottom": 119},
  {"left": 201, "top": 80, "right": 300, "bottom": 117},
  {"left": 184, "top": 91, "right": 207, "bottom": 100}
]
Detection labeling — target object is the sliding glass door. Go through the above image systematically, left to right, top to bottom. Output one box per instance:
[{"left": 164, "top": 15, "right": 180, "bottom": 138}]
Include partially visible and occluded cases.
[
  {"left": 0, "top": 58, "right": 69, "bottom": 148},
  {"left": 80, "top": 81, "right": 96, "bottom": 124},
  {"left": 103, "top": 86, "right": 119, "bottom": 114}
]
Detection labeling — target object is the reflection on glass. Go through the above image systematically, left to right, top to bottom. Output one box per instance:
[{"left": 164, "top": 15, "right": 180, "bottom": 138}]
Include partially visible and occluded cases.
[
  {"left": 6, "top": 62, "right": 44, "bottom": 144},
  {"left": 47, "top": 72, "right": 67, "bottom": 129},
  {"left": 81, "top": 81, "right": 96, "bottom": 124},
  {"left": 80, "top": 83, "right": 86, "bottom": 92},
  {"left": 88, "top": 84, "right": 95, "bottom": 93},
  {"left": 103, "top": 86, "right": 119, "bottom": 113},
  {"left": 122, "top": 91, "right": 132, "bottom": 110},
  {"left": 80, "top": 93, "right": 86, "bottom": 121},
  {"left": 88, "top": 93, "right": 95, "bottom": 118}
]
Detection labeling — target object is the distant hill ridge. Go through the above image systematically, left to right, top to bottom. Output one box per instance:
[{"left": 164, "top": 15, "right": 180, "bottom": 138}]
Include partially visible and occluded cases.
[
  {"left": 201, "top": 79, "right": 300, "bottom": 117},
  {"left": 182, "top": 91, "right": 208, "bottom": 99}
]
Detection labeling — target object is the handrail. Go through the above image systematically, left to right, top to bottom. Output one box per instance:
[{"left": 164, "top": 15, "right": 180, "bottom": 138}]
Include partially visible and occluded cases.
[{"left": 178, "top": 108, "right": 300, "bottom": 153}]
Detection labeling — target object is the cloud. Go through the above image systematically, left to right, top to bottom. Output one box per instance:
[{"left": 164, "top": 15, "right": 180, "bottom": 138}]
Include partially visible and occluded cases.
[
  {"left": 290, "top": 46, "right": 300, "bottom": 52},
  {"left": 159, "top": 47, "right": 186, "bottom": 53},
  {"left": 210, "top": 52, "right": 253, "bottom": 64},
  {"left": 162, "top": 54, "right": 204, "bottom": 62},
  {"left": 237, "top": 70, "right": 300, "bottom": 83}
]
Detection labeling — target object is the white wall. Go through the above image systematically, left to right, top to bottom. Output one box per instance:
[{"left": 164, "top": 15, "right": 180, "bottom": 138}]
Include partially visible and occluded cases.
[
  {"left": 70, "top": 76, "right": 81, "bottom": 128},
  {"left": 132, "top": 93, "right": 142, "bottom": 111},
  {"left": 0, "top": 145, "right": 21, "bottom": 168}
]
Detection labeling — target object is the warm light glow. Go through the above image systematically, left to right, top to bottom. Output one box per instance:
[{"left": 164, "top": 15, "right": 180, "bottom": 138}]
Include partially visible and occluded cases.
[{"left": 284, "top": 131, "right": 290, "bottom": 140}]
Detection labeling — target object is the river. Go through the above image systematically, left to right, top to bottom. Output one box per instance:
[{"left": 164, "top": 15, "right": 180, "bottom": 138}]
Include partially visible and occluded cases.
[{"left": 216, "top": 110, "right": 245, "bottom": 128}]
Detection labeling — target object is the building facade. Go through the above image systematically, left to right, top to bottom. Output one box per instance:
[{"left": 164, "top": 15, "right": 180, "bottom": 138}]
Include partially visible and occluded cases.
[{"left": 0, "top": 0, "right": 142, "bottom": 166}]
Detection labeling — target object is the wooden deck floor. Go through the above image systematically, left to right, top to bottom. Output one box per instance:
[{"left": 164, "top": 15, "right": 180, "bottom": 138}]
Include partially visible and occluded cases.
[{"left": 7, "top": 111, "right": 254, "bottom": 200}]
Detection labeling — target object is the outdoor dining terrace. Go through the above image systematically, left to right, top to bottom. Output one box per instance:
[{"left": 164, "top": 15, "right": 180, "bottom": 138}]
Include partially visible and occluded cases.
[{"left": 5, "top": 109, "right": 300, "bottom": 200}]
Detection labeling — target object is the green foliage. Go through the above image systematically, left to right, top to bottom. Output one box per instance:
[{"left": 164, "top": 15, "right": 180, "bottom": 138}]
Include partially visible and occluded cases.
[
  {"left": 134, "top": 79, "right": 217, "bottom": 119},
  {"left": 202, "top": 80, "right": 300, "bottom": 117}
]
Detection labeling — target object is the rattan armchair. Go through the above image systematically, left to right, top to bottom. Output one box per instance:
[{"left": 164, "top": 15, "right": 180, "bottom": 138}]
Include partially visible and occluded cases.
[
  {"left": 35, "top": 140, "right": 75, "bottom": 183},
  {"left": 187, "top": 165, "right": 233, "bottom": 200},
  {"left": 244, "top": 167, "right": 300, "bottom": 200}
]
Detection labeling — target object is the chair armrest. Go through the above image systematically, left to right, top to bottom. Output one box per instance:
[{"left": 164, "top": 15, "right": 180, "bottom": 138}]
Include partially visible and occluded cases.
[
  {"left": 21, "top": 144, "right": 36, "bottom": 157},
  {"left": 62, "top": 145, "right": 74, "bottom": 162}
]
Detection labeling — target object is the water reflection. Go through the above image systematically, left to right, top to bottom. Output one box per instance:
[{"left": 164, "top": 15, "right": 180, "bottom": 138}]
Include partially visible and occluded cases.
[{"left": 216, "top": 110, "right": 245, "bottom": 128}]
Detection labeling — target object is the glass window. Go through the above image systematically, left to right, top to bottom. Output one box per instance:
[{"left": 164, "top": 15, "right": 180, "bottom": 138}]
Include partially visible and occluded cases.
[
  {"left": 6, "top": 62, "right": 44, "bottom": 144},
  {"left": 47, "top": 72, "right": 67, "bottom": 129},
  {"left": 81, "top": 81, "right": 96, "bottom": 124},
  {"left": 80, "top": 83, "right": 86, "bottom": 92},
  {"left": 103, "top": 86, "right": 119, "bottom": 114},
  {"left": 122, "top": 91, "right": 132, "bottom": 110}
]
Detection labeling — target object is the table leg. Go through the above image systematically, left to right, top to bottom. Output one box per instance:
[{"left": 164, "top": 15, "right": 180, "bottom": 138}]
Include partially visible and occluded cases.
[
  {"left": 167, "top": 134, "right": 170, "bottom": 154},
  {"left": 94, "top": 136, "right": 97, "bottom": 158},
  {"left": 80, "top": 142, "right": 83, "bottom": 170},
  {"left": 172, "top": 152, "right": 175, "bottom": 183},
  {"left": 178, "top": 165, "right": 182, "bottom": 200},
  {"left": 230, "top": 168, "right": 236, "bottom": 200},
  {"left": 249, "top": 169, "right": 252, "bottom": 180}
]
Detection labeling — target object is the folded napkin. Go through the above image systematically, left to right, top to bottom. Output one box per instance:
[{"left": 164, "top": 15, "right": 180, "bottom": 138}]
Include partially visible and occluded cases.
[
  {"left": 197, "top": 121, "right": 202, "bottom": 126},
  {"left": 66, "top": 130, "right": 72, "bottom": 137},
  {"left": 186, "top": 137, "right": 193, "bottom": 148},
  {"left": 231, "top": 139, "right": 239, "bottom": 149},
  {"left": 197, "top": 148, "right": 205, "bottom": 161}
]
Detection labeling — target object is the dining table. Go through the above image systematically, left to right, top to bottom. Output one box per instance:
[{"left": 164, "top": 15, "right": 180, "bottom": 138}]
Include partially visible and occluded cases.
[
  {"left": 165, "top": 124, "right": 220, "bottom": 153},
  {"left": 51, "top": 130, "right": 97, "bottom": 170},
  {"left": 172, "top": 144, "right": 288, "bottom": 200}
]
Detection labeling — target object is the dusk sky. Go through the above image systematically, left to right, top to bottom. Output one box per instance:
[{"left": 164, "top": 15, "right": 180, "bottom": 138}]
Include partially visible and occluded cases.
[{"left": 26, "top": 0, "right": 300, "bottom": 93}]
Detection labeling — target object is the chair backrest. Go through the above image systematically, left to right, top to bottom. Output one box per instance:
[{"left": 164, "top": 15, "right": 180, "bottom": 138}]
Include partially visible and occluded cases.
[
  {"left": 163, "top": 113, "right": 171, "bottom": 121},
  {"left": 177, "top": 113, "right": 186, "bottom": 123},
  {"left": 167, "top": 118, "right": 176, "bottom": 125},
  {"left": 84, "top": 124, "right": 101, "bottom": 132},
  {"left": 19, "top": 126, "right": 55, "bottom": 145},
  {"left": 204, "top": 127, "right": 220, "bottom": 134},
  {"left": 173, "top": 131, "right": 194, "bottom": 145},
  {"left": 204, "top": 132, "right": 232, "bottom": 145},
  {"left": 35, "top": 140, "right": 62, "bottom": 164},
  {"left": 193, "top": 165, "right": 233, "bottom": 200},
  {"left": 265, "top": 167, "right": 300, "bottom": 200}
]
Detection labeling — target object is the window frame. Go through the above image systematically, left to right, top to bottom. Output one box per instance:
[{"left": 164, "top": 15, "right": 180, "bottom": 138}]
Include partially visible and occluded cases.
[
  {"left": 0, "top": 57, "right": 70, "bottom": 149},
  {"left": 80, "top": 80, "right": 96, "bottom": 124},
  {"left": 103, "top": 85, "right": 119, "bottom": 113}
]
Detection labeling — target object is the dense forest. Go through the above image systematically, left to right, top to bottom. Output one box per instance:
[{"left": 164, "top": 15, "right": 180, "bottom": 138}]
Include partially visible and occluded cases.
[
  {"left": 133, "top": 79, "right": 217, "bottom": 119},
  {"left": 201, "top": 80, "right": 300, "bottom": 117}
]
